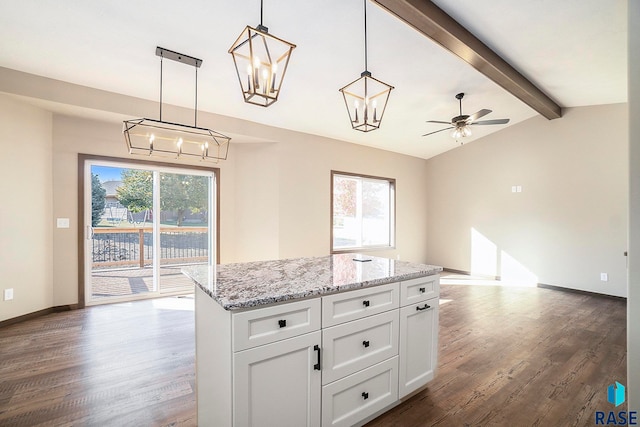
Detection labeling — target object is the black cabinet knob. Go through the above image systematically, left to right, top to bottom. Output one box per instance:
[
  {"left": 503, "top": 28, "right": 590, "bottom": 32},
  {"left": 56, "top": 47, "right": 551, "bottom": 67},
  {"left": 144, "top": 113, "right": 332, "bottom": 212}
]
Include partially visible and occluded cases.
[
  {"left": 419, "top": 287, "right": 426, "bottom": 293},
  {"left": 362, "top": 300, "right": 370, "bottom": 307},
  {"left": 278, "top": 319, "right": 286, "bottom": 328},
  {"left": 362, "top": 340, "right": 370, "bottom": 348},
  {"left": 362, "top": 392, "right": 369, "bottom": 400}
]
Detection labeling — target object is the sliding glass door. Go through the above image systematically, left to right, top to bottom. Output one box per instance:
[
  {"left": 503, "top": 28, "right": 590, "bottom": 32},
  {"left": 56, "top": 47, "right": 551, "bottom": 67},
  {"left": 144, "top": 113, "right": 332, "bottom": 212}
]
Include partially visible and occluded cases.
[{"left": 85, "top": 160, "right": 215, "bottom": 305}]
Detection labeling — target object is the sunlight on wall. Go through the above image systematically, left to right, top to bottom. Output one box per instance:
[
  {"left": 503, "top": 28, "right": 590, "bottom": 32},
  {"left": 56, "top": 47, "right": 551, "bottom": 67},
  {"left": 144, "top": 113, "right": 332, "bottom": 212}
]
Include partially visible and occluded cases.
[
  {"left": 468, "top": 228, "right": 538, "bottom": 287},
  {"left": 471, "top": 228, "right": 498, "bottom": 277},
  {"left": 500, "top": 250, "right": 538, "bottom": 287}
]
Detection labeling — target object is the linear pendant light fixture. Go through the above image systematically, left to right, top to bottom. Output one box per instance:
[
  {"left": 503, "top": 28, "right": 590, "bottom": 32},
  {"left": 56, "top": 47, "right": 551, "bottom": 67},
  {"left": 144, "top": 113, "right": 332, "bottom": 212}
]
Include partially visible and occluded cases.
[
  {"left": 228, "top": 0, "right": 296, "bottom": 107},
  {"left": 339, "top": 0, "right": 394, "bottom": 132},
  {"left": 123, "top": 47, "right": 231, "bottom": 162}
]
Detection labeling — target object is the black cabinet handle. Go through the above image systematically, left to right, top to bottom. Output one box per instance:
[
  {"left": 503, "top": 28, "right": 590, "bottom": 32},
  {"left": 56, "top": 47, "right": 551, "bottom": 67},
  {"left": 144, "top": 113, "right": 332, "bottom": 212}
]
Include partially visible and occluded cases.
[
  {"left": 419, "top": 287, "right": 426, "bottom": 293},
  {"left": 363, "top": 300, "right": 370, "bottom": 307},
  {"left": 416, "top": 303, "right": 431, "bottom": 311},
  {"left": 278, "top": 319, "right": 286, "bottom": 328},
  {"left": 362, "top": 340, "right": 370, "bottom": 348},
  {"left": 313, "top": 345, "right": 321, "bottom": 370},
  {"left": 362, "top": 392, "right": 369, "bottom": 400}
]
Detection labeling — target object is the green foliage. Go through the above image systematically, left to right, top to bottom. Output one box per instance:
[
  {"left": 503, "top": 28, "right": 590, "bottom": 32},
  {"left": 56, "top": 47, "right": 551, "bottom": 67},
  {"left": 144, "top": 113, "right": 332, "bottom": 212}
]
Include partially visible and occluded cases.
[
  {"left": 116, "top": 169, "right": 153, "bottom": 213},
  {"left": 116, "top": 170, "right": 209, "bottom": 226},
  {"left": 160, "top": 173, "right": 208, "bottom": 226},
  {"left": 91, "top": 174, "right": 106, "bottom": 227}
]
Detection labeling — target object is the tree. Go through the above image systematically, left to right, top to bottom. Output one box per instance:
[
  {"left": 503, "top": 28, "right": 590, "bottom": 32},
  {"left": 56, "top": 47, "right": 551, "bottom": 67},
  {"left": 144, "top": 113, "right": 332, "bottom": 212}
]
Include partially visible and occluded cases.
[
  {"left": 116, "top": 169, "right": 153, "bottom": 213},
  {"left": 116, "top": 170, "right": 209, "bottom": 226},
  {"left": 159, "top": 173, "right": 208, "bottom": 226},
  {"left": 91, "top": 174, "right": 106, "bottom": 227}
]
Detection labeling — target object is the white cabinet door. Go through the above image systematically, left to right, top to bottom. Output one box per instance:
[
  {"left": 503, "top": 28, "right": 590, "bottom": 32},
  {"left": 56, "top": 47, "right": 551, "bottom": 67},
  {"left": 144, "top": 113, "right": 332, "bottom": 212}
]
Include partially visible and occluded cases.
[
  {"left": 398, "top": 297, "right": 439, "bottom": 398},
  {"left": 234, "top": 331, "right": 322, "bottom": 427}
]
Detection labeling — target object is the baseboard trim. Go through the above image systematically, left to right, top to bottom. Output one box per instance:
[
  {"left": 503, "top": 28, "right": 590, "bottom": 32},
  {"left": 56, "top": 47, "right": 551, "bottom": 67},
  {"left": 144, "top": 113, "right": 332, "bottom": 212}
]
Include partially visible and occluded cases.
[
  {"left": 442, "top": 268, "right": 626, "bottom": 300},
  {"left": 536, "top": 283, "right": 626, "bottom": 301},
  {"left": 0, "top": 304, "right": 80, "bottom": 328}
]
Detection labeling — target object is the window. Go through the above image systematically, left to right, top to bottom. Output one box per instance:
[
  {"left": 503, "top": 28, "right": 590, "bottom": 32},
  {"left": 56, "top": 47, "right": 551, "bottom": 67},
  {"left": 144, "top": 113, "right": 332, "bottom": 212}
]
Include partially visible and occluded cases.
[{"left": 331, "top": 171, "right": 395, "bottom": 252}]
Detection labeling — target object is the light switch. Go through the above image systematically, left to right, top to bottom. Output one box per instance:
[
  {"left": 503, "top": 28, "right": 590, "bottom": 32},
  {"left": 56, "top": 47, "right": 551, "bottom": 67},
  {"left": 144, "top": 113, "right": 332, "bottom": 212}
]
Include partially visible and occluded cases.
[
  {"left": 511, "top": 186, "right": 517, "bottom": 193},
  {"left": 57, "top": 218, "right": 70, "bottom": 228}
]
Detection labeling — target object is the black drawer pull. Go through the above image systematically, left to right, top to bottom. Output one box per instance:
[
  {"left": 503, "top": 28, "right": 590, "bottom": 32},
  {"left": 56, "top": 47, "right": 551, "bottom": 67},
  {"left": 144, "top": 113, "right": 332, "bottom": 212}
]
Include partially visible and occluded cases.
[
  {"left": 419, "top": 287, "right": 426, "bottom": 293},
  {"left": 362, "top": 300, "right": 370, "bottom": 307},
  {"left": 416, "top": 303, "right": 431, "bottom": 311},
  {"left": 278, "top": 319, "right": 287, "bottom": 328},
  {"left": 362, "top": 340, "right": 370, "bottom": 348},
  {"left": 313, "top": 345, "right": 321, "bottom": 370},
  {"left": 362, "top": 392, "right": 369, "bottom": 400}
]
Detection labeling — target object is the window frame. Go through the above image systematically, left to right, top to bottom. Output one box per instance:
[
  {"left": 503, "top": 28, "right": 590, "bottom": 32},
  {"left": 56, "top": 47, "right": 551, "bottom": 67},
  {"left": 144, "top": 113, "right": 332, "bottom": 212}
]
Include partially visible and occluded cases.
[{"left": 330, "top": 170, "right": 396, "bottom": 254}]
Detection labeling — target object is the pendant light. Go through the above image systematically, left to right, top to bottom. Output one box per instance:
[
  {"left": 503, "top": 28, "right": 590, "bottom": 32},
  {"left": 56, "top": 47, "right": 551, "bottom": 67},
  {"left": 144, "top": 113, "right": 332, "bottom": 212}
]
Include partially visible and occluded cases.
[
  {"left": 229, "top": 0, "right": 296, "bottom": 107},
  {"left": 339, "top": 0, "right": 394, "bottom": 132},
  {"left": 123, "top": 47, "right": 231, "bottom": 162}
]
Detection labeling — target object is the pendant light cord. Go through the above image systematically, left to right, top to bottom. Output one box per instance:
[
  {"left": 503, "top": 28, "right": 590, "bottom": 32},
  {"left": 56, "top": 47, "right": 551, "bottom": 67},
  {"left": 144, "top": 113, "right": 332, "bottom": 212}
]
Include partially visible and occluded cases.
[
  {"left": 260, "top": 0, "right": 264, "bottom": 26},
  {"left": 363, "top": 0, "right": 368, "bottom": 72},
  {"left": 160, "top": 53, "right": 163, "bottom": 121},
  {"left": 195, "top": 67, "right": 198, "bottom": 127}
]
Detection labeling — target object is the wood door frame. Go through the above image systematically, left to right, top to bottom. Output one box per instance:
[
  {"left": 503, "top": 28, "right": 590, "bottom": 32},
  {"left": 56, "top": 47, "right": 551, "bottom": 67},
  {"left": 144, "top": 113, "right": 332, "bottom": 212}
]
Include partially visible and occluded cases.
[{"left": 78, "top": 154, "right": 220, "bottom": 308}]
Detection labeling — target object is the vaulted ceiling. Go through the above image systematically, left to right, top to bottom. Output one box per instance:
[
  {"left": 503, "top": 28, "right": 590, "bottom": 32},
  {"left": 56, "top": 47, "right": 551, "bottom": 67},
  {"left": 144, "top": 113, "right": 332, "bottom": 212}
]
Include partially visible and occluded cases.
[{"left": 0, "top": 0, "right": 628, "bottom": 159}]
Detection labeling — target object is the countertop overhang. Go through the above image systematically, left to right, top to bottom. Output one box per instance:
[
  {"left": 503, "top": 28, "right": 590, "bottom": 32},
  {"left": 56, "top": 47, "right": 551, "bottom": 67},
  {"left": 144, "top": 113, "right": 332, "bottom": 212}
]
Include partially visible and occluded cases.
[{"left": 183, "top": 254, "right": 442, "bottom": 310}]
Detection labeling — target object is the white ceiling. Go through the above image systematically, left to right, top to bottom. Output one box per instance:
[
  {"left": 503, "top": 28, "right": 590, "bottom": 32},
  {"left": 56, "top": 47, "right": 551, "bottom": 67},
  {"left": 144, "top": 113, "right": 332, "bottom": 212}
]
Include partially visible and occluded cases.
[{"left": 0, "top": 0, "right": 628, "bottom": 159}]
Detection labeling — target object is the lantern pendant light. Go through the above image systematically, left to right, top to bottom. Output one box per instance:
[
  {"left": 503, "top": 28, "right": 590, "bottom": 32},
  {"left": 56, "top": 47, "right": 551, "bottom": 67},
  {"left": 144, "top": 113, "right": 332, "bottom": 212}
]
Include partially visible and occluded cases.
[
  {"left": 229, "top": 0, "right": 296, "bottom": 107},
  {"left": 339, "top": 0, "right": 394, "bottom": 132},
  {"left": 123, "top": 47, "right": 231, "bottom": 162}
]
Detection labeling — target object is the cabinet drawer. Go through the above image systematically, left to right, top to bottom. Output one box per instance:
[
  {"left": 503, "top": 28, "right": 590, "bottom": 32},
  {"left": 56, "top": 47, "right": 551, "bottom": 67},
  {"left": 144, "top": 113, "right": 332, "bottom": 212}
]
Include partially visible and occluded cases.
[
  {"left": 400, "top": 275, "right": 439, "bottom": 307},
  {"left": 322, "top": 283, "right": 398, "bottom": 327},
  {"left": 232, "top": 298, "right": 321, "bottom": 351},
  {"left": 322, "top": 310, "right": 399, "bottom": 385},
  {"left": 321, "top": 357, "right": 398, "bottom": 427}
]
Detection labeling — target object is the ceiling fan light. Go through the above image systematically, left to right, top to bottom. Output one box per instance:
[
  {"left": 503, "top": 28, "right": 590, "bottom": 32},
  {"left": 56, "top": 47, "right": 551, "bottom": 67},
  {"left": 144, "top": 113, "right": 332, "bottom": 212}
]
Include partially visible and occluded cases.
[{"left": 462, "top": 126, "right": 472, "bottom": 137}]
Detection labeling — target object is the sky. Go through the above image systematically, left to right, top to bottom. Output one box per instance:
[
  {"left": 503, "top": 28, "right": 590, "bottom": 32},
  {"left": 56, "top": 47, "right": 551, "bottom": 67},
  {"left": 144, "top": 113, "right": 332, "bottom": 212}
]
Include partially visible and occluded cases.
[{"left": 92, "top": 165, "right": 124, "bottom": 182}]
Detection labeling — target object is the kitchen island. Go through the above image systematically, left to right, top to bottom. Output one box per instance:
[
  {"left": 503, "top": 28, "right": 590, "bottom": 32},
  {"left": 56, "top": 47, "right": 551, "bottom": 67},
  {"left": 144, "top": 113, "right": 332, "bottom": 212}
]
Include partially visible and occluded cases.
[{"left": 184, "top": 254, "right": 442, "bottom": 427}]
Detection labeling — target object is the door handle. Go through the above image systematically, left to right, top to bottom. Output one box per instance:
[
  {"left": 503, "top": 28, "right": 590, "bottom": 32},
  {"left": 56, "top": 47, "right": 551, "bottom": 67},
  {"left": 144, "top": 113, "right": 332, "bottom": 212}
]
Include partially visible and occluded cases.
[
  {"left": 416, "top": 303, "right": 431, "bottom": 311},
  {"left": 313, "top": 345, "right": 321, "bottom": 370}
]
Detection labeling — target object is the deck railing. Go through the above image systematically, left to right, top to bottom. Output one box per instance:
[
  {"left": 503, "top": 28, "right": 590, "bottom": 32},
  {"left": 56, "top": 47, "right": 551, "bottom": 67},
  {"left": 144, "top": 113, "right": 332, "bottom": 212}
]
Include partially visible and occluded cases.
[{"left": 92, "top": 227, "right": 209, "bottom": 269}]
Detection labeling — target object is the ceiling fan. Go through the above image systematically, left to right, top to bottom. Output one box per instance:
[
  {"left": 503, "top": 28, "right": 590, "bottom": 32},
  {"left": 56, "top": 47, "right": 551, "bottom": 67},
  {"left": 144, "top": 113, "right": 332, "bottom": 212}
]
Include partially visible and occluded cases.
[{"left": 422, "top": 92, "right": 510, "bottom": 139}]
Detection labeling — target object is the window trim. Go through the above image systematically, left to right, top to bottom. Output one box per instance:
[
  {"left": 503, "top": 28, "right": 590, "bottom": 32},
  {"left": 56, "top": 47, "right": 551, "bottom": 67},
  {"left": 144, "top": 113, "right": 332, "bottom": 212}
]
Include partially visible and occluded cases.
[{"left": 330, "top": 170, "right": 396, "bottom": 254}]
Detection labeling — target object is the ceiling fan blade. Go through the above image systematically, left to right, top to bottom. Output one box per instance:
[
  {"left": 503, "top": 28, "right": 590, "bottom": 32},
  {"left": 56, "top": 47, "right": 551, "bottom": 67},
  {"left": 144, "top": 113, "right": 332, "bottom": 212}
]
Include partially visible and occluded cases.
[
  {"left": 466, "top": 109, "right": 492, "bottom": 123},
  {"left": 473, "top": 118, "right": 510, "bottom": 125},
  {"left": 426, "top": 120, "right": 452, "bottom": 125},
  {"left": 422, "top": 127, "right": 454, "bottom": 137}
]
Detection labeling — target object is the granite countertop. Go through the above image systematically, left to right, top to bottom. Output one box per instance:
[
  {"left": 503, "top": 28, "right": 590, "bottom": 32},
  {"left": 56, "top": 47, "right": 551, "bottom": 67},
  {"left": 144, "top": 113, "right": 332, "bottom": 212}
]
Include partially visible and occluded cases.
[{"left": 182, "top": 253, "right": 442, "bottom": 310}]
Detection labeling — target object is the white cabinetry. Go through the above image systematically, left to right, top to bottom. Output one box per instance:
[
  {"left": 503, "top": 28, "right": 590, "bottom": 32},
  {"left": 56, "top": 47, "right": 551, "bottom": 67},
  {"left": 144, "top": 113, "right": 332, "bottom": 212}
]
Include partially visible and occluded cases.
[
  {"left": 195, "top": 274, "right": 439, "bottom": 427},
  {"left": 398, "top": 276, "right": 440, "bottom": 398},
  {"left": 234, "top": 331, "right": 321, "bottom": 427}
]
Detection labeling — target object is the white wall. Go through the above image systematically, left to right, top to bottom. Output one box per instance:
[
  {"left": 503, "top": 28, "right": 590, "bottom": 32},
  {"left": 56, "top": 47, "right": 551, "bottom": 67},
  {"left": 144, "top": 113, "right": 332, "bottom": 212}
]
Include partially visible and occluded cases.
[
  {"left": 627, "top": 0, "right": 639, "bottom": 412},
  {"left": 0, "top": 94, "right": 53, "bottom": 322},
  {"left": 426, "top": 103, "right": 628, "bottom": 297}
]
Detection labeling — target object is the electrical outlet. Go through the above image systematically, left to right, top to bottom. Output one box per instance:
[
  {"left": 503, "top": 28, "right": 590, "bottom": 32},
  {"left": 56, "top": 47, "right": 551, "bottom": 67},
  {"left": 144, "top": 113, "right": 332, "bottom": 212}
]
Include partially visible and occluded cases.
[
  {"left": 600, "top": 273, "right": 609, "bottom": 282},
  {"left": 4, "top": 288, "right": 13, "bottom": 301}
]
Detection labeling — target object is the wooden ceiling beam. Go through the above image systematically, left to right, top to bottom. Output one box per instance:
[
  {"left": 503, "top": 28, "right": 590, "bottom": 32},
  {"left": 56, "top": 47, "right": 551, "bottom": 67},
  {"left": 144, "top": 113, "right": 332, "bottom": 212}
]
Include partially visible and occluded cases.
[{"left": 372, "top": 0, "right": 562, "bottom": 120}]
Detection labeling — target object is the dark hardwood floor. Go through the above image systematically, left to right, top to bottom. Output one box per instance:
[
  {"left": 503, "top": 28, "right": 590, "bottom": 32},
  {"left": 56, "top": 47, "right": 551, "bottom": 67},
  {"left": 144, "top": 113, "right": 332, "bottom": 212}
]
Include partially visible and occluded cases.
[{"left": 0, "top": 279, "right": 626, "bottom": 426}]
